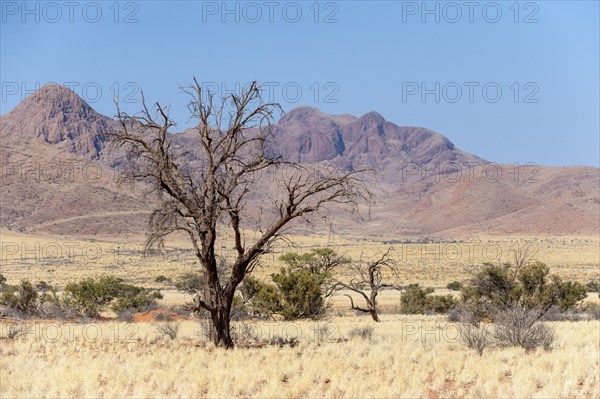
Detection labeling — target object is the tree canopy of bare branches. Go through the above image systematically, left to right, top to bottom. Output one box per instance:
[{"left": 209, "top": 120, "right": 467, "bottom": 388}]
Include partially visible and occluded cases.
[
  {"left": 109, "top": 79, "right": 368, "bottom": 347},
  {"left": 332, "top": 248, "right": 401, "bottom": 322}
]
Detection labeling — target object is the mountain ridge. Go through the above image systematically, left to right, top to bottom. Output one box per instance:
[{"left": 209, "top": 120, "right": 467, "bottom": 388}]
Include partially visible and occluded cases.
[{"left": 1, "top": 84, "right": 598, "bottom": 237}]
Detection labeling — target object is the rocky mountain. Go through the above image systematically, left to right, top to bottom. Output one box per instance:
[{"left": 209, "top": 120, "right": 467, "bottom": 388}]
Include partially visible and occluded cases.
[
  {"left": 0, "top": 83, "right": 117, "bottom": 160},
  {"left": 0, "top": 84, "right": 598, "bottom": 237},
  {"left": 0, "top": 84, "right": 148, "bottom": 236},
  {"left": 270, "top": 106, "right": 484, "bottom": 185}
]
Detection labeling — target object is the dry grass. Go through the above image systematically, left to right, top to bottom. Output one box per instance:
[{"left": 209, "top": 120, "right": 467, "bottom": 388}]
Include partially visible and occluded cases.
[
  {"left": 1, "top": 229, "right": 598, "bottom": 289},
  {"left": 0, "top": 315, "right": 598, "bottom": 398}
]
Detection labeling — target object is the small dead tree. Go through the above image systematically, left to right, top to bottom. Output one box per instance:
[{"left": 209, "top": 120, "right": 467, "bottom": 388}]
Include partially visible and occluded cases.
[
  {"left": 109, "top": 79, "right": 368, "bottom": 347},
  {"left": 332, "top": 248, "right": 400, "bottom": 322}
]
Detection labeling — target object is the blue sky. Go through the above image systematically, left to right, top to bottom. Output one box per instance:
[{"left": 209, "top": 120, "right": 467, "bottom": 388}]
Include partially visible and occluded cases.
[{"left": 1, "top": 1, "right": 598, "bottom": 166}]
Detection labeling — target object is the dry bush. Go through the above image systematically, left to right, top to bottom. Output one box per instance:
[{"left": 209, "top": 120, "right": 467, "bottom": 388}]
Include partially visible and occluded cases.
[
  {"left": 38, "top": 302, "right": 78, "bottom": 320},
  {"left": 584, "top": 303, "right": 600, "bottom": 320},
  {"left": 167, "top": 305, "right": 193, "bottom": 319},
  {"left": 0, "top": 307, "right": 32, "bottom": 320},
  {"left": 447, "top": 307, "right": 469, "bottom": 322},
  {"left": 493, "top": 307, "right": 554, "bottom": 351},
  {"left": 541, "top": 307, "right": 587, "bottom": 322},
  {"left": 116, "top": 309, "right": 135, "bottom": 322},
  {"left": 153, "top": 312, "right": 174, "bottom": 322},
  {"left": 197, "top": 320, "right": 212, "bottom": 342},
  {"left": 155, "top": 321, "right": 180, "bottom": 340},
  {"left": 231, "top": 321, "right": 261, "bottom": 342},
  {"left": 2, "top": 323, "right": 27, "bottom": 340},
  {"left": 458, "top": 323, "right": 491, "bottom": 356},
  {"left": 348, "top": 326, "right": 374, "bottom": 340},
  {"left": 269, "top": 335, "right": 299, "bottom": 348}
]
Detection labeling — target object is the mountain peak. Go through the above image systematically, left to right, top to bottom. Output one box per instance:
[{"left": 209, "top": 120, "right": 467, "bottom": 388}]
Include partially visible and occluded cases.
[
  {"left": 37, "top": 82, "right": 80, "bottom": 98},
  {"left": 0, "top": 83, "right": 116, "bottom": 159},
  {"left": 16, "top": 83, "right": 93, "bottom": 117},
  {"left": 279, "top": 106, "right": 323, "bottom": 125},
  {"left": 279, "top": 106, "right": 358, "bottom": 128},
  {"left": 359, "top": 111, "right": 385, "bottom": 124}
]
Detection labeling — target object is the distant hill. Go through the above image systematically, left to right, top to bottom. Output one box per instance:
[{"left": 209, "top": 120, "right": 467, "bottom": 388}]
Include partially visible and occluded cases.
[{"left": 1, "top": 84, "right": 598, "bottom": 237}]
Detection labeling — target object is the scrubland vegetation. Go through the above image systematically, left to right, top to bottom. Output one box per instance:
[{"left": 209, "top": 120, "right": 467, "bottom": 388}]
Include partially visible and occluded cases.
[{"left": 1, "top": 248, "right": 598, "bottom": 397}]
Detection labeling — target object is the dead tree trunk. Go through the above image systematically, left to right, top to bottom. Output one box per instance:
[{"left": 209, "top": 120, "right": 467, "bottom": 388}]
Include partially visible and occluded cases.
[
  {"left": 369, "top": 289, "right": 380, "bottom": 321},
  {"left": 210, "top": 299, "right": 234, "bottom": 348}
]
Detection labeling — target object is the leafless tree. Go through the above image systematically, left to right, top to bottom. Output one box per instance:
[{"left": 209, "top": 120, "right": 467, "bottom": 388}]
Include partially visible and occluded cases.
[
  {"left": 109, "top": 79, "right": 368, "bottom": 347},
  {"left": 332, "top": 248, "right": 401, "bottom": 322}
]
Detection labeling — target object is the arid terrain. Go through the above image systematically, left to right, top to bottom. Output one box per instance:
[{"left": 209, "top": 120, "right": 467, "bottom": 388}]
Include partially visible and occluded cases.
[
  {"left": 3, "top": 1, "right": 599, "bottom": 397},
  {"left": 1, "top": 84, "right": 599, "bottom": 399},
  {"left": 1, "top": 226, "right": 599, "bottom": 398},
  {"left": 1, "top": 227, "right": 598, "bottom": 289}
]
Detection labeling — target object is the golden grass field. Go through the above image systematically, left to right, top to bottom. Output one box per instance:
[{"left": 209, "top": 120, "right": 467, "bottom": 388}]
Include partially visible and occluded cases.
[
  {"left": 1, "top": 228, "right": 599, "bottom": 398},
  {"left": 1, "top": 228, "right": 598, "bottom": 289},
  {"left": 1, "top": 316, "right": 599, "bottom": 398}
]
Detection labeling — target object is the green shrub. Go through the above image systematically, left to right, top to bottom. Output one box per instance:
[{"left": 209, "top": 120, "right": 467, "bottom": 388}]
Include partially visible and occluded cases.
[
  {"left": 240, "top": 248, "right": 347, "bottom": 320},
  {"left": 279, "top": 248, "right": 350, "bottom": 275},
  {"left": 461, "top": 262, "right": 587, "bottom": 319},
  {"left": 271, "top": 267, "right": 327, "bottom": 320},
  {"left": 244, "top": 268, "right": 327, "bottom": 320},
  {"left": 174, "top": 272, "right": 204, "bottom": 294},
  {"left": 0, "top": 274, "right": 6, "bottom": 286},
  {"left": 62, "top": 276, "right": 122, "bottom": 317},
  {"left": 63, "top": 276, "right": 162, "bottom": 317},
  {"left": 232, "top": 276, "right": 272, "bottom": 319},
  {"left": 238, "top": 276, "right": 265, "bottom": 303},
  {"left": 246, "top": 278, "right": 282, "bottom": 317},
  {"left": 0, "top": 280, "right": 39, "bottom": 314},
  {"left": 0, "top": 280, "right": 66, "bottom": 318},
  {"left": 447, "top": 281, "right": 463, "bottom": 291},
  {"left": 557, "top": 281, "right": 588, "bottom": 311},
  {"left": 400, "top": 284, "right": 457, "bottom": 314},
  {"left": 400, "top": 284, "right": 433, "bottom": 314},
  {"left": 112, "top": 285, "right": 163, "bottom": 314},
  {"left": 426, "top": 294, "right": 459, "bottom": 314}
]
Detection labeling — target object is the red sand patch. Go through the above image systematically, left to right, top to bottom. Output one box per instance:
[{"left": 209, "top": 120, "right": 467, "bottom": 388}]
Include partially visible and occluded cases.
[{"left": 132, "top": 309, "right": 185, "bottom": 322}]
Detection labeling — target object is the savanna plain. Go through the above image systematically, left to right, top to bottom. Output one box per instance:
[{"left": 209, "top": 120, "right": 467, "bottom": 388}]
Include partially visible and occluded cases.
[{"left": 0, "top": 228, "right": 598, "bottom": 398}]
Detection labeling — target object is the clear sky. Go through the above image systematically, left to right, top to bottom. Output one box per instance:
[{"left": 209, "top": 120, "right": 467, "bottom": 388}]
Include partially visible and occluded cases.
[{"left": 1, "top": 1, "right": 598, "bottom": 166}]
